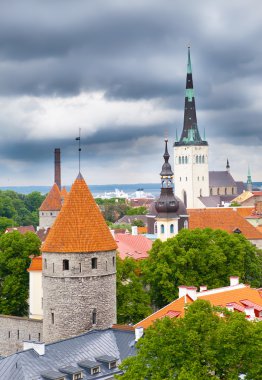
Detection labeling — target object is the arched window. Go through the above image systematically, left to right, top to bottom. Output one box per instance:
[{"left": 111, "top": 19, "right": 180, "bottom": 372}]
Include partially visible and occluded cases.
[
  {"left": 196, "top": 155, "right": 198, "bottom": 164},
  {"left": 202, "top": 155, "right": 205, "bottom": 163},
  {"left": 179, "top": 156, "right": 181, "bottom": 164},
  {"left": 182, "top": 156, "right": 185, "bottom": 164},
  {"left": 185, "top": 156, "right": 188, "bottom": 164},
  {"left": 197, "top": 176, "right": 199, "bottom": 181},
  {"left": 202, "top": 176, "right": 204, "bottom": 181},
  {"left": 186, "top": 177, "right": 187, "bottom": 181},
  {"left": 232, "top": 187, "right": 234, "bottom": 194},
  {"left": 210, "top": 188, "right": 213, "bottom": 196},
  {"left": 217, "top": 188, "right": 220, "bottom": 195},
  {"left": 225, "top": 188, "right": 227, "bottom": 195},
  {"left": 200, "top": 189, "right": 202, "bottom": 197},
  {"left": 183, "top": 191, "right": 187, "bottom": 208},
  {"left": 161, "top": 224, "right": 165, "bottom": 234},
  {"left": 170, "top": 224, "right": 174, "bottom": 234},
  {"left": 112, "top": 256, "right": 115, "bottom": 267},
  {"left": 63, "top": 259, "right": 69, "bottom": 271}
]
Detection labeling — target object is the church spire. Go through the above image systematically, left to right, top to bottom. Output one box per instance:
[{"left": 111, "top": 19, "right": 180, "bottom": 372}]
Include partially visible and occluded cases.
[
  {"left": 175, "top": 47, "right": 207, "bottom": 147},
  {"left": 226, "top": 158, "right": 230, "bottom": 173},
  {"left": 246, "top": 166, "right": 253, "bottom": 192}
]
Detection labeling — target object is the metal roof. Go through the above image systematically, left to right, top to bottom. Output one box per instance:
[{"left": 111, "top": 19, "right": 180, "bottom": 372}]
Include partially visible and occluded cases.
[{"left": 0, "top": 328, "right": 135, "bottom": 380}]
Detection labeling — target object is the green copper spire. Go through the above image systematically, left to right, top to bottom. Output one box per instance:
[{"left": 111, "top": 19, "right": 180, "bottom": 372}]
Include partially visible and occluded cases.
[
  {"left": 187, "top": 46, "right": 192, "bottom": 74},
  {"left": 175, "top": 47, "right": 207, "bottom": 147},
  {"left": 247, "top": 165, "right": 253, "bottom": 191}
]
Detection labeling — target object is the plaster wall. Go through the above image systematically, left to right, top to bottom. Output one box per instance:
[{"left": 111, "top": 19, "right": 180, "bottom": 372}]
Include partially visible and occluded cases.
[
  {"left": 174, "top": 145, "right": 209, "bottom": 209},
  {"left": 156, "top": 218, "right": 179, "bottom": 241},
  {"left": 29, "top": 271, "right": 43, "bottom": 319},
  {"left": 0, "top": 315, "right": 43, "bottom": 356}
]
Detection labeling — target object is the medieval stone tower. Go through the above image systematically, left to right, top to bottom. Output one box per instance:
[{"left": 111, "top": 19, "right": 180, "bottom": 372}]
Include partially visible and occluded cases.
[
  {"left": 174, "top": 47, "right": 209, "bottom": 208},
  {"left": 41, "top": 173, "right": 117, "bottom": 343}
]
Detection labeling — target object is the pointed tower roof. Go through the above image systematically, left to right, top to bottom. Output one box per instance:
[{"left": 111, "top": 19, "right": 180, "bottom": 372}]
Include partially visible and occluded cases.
[
  {"left": 175, "top": 47, "right": 207, "bottom": 147},
  {"left": 160, "top": 139, "right": 174, "bottom": 177},
  {"left": 42, "top": 173, "right": 117, "bottom": 253},
  {"left": 39, "top": 183, "right": 62, "bottom": 211}
]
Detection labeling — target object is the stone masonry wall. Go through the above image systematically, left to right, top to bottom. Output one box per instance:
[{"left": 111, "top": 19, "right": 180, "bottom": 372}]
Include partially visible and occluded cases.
[
  {"left": 42, "top": 250, "right": 116, "bottom": 343},
  {"left": 0, "top": 315, "right": 43, "bottom": 356}
]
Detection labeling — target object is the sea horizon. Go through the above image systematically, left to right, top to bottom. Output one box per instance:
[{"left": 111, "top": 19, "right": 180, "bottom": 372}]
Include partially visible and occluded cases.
[{"left": 0, "top": 182, "right": 261, "bottom": 197}]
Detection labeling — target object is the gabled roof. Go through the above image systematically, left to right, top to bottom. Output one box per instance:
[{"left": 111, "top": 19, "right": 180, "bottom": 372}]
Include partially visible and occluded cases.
[
  {"left": 209, "top": 171, "right": 236, "bottom": 187},
  {"left": 42, "top": 173, "right": 117, "bottom": 253},
  {"left": 39, "top": 183, "right": 62, "bottom": 211},
  {"left": 231, "top": 191, "right": 253, "bottom": 204},
  {"left": 188, "top": 208, "right": 262, "bottom": 240},
  {"left": 5, "top": 225, "right": 35, "bottom": 234},
  {"left": 115, "top": 233, "right": 152, "bottom": 260},
  {"left": 27, "top": 256, "right": 42, "bottom": 272},
  {"left": 136, "top": 283, "right": 262, "bottom": 329},
  {"left": 135, "top": 295, "right": 193, "bottom": 329},
  {"left": 0, "top": 328, "right": 135, "bottom": 380}
]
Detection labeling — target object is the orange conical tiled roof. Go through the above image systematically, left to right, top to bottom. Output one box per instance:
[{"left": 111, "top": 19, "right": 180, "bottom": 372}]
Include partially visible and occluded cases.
[
  {"left": 42, "top": 173, "right": 117, "bottom": 253},
  {"left": 39, "top": 183, "right": 62, "bottom": 211},
  {"left": 60, "top": 186, "right": 68, "bottom": 200}
]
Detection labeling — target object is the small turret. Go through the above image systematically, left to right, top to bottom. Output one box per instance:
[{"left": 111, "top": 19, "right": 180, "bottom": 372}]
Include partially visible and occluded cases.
[
  {"left": 226, "top": 159, "right": 230, "bottom": 173},
  {"left": 246, "top": 166, "right": 253, "bottom": 192}
]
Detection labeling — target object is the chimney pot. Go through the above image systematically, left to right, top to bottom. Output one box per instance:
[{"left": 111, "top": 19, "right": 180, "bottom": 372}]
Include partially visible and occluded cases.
[
  {"left": 230, "top": 276, "right": 239, "bottom": 286},
  {"left": 200, "top": 285, "right": 207, "bottom": 292},
  {"left": 23, "top": 341, "right": 45, "bottom": 355}
]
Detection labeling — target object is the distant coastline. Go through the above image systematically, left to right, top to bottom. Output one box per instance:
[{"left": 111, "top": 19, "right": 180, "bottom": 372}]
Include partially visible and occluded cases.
[{"left": 0, "top": 182, "right": 261, "bottom": 196}]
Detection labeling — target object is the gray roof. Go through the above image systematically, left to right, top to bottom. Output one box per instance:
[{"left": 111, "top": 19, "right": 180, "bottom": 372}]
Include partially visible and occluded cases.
[
  {"left": 209, "top": 171, "right": 236, "bottom": 187},
  {"left": 235, "top": 181, "right": 245, "bottom": 194},
  {"left": 199, "top": 195, "right": 236, "bottom": 208},
  {"left": 117, "top": 215, "right": 148, "bottom": 225},
  {"left": 0, "top": 328, "right": 135, "bottom": 380}
]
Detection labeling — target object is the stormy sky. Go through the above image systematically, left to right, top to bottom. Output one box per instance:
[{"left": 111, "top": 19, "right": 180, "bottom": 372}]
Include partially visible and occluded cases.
[{"left": 0, "top": 0, "right": 262, "bottom": 186}]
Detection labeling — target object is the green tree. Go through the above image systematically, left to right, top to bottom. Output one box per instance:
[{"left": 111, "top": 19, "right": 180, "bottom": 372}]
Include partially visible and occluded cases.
[
  {"left": 24, "top": 191, "right": 45, "bottom": 212},
  {"left": 126, "top": 206, "right": 147, "bottom": 215},
  {"left": 0, "top": 217, "right": 17, "bottom": 234},
  {"left": 131, "top": 220, "right": 145, "bottom": 227},
  {"left": 142, "top": 228, "right": 262, "bottom": 308},
  {"left": 0, "top": 231, "right": 41, "bottom": 316},
  {"left": 116, "top": 256, "right": 152, "bottom": 324},
  {"left": 117, "top": 300, "right": 260, "bottom": 380}
]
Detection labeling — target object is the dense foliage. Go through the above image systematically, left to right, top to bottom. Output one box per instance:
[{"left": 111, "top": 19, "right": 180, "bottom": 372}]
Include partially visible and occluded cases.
[
  {"left": 0, "top": 190, "right": 45, "bottom": 231},
  {"left": 126, "top": 206, "right": 147, "bottom": 215},
  {"left": 142, "top": 228, "right": 262, "bottom": 308},
  {"left": 0, "top": 231, "right": 41, "bottom": 316},
  {"left": 116, "top": 256, "right": 152, "bottom": 324},
  {"left": 118, "top": 300, "right": 262, "bottom": 380}
]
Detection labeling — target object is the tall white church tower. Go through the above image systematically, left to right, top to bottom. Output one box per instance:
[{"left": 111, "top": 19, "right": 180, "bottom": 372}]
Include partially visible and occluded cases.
[{"left": 174, "top": 48, "right": 209, "bottom": 208}]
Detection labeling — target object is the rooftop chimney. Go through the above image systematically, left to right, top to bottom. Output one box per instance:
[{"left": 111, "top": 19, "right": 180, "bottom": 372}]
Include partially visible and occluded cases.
[
  {"left": 54, "top": 148, "right": 61, "bottom": 191},
  {"left": 132, "top": 226, "right": 138, "bottom": 235},
  {"left": 230, "top": 276, "right": 239, "bottom": 286},
  {"left": 199, "top": 285, "right": 207, "bottom": 292},
  {"left": 135, "top": 327, "right": 144, "bottom": 342},
  {"left": 23, "top": 341, "right": 45, "bottom": 355}
]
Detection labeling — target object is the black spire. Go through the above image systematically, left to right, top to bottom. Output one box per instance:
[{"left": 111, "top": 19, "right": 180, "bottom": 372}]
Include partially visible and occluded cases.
[
  {"left": 175, "top": 47, "right": 207, "bottom": 147},
  {"left": 160, "top": 139, "right": 174, "bottom": 177},
  {"left": 155, "top": 140, "right": 179, "bottom": 215},
  {"left": 226, "top": 158, "right": 230, "bottom": 172}
]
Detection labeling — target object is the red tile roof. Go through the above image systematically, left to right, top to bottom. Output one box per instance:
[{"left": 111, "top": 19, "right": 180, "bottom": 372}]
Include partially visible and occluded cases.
[
  {"left": 42, "top": 174, "right": 117, "bottom": 253},
  {"left": 39, "top": 183, "right": 62, "bottom": 211},
  {"left": 188, "top": 208, "right": 262, "bottom": 240},
  {"left": 5, "top": 225, "right": 35, "bottom": 234},
  {"left": 36, "top": 228, "right": 50, "bottom": 243},
  {"left": 115, "top": 233, "right": 152, "bottom": 260},
  {"left": 27, "top": 256, "right": 42, "bottom": 271},
  {"left": 136, "top": 284, "right": 262, "bottom": 329},
  {"left": 135, "top": 295, "right": 193, "bottom": 329}
]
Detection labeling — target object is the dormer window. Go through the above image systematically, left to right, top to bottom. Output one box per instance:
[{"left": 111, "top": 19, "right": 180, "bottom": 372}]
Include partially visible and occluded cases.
[{"left": 91, "top": 366, "right": 101, "bottom": 375}]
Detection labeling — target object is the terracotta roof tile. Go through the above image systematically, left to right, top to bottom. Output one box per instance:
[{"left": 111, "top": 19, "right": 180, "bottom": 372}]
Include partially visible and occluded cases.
[
  {"left": 42, "top": 174, "right": 117, "bottom": 253},
  {"left": 39, "top": 183, "right": 62, "bottom": 211},
  {"left": 188, "top": 208, "right": 262, "bottom": 239},
  {"left": 115, "top": 233, "right": 152, "bottom": 260},
  {"left": 28, "top": 256, "right": 42, "bottom": 271},
  {"left": 135, "top": 295, "right": 193, "bottom": 329}
]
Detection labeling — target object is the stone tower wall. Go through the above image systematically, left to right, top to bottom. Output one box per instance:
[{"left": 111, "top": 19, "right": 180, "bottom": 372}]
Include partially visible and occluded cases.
[
  {"left": 39, "top": 210, "right": 60, "bottom": 229},
  {"left": 42, "top": 250, "right": 116, "bottom": 343}
]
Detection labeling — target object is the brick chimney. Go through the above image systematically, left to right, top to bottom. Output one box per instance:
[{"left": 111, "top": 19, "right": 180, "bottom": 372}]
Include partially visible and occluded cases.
[{"left": 54, "top": 148, "right": 61, "bottom": 191}]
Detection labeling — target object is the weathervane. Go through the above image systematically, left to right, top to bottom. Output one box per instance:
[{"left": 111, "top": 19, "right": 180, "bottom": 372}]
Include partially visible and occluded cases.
[{"left": 75, "top": 128, "right": 81, "bottom": 173}]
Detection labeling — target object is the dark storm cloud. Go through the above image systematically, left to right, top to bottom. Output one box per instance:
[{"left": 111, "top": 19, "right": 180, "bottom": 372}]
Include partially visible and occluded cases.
[{"left": 0, "top": 0, "right": 262, "bottom": 184}]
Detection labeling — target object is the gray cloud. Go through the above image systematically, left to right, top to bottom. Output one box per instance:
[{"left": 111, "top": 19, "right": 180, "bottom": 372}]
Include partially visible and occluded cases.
[{"left": 0, "top": 0, "right": 262, "bottom": 184}]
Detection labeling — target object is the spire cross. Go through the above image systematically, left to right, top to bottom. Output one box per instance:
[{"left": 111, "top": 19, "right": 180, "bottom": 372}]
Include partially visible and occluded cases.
[{"left": 76, "top": 128, "right": 81, "bottom": 173}]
